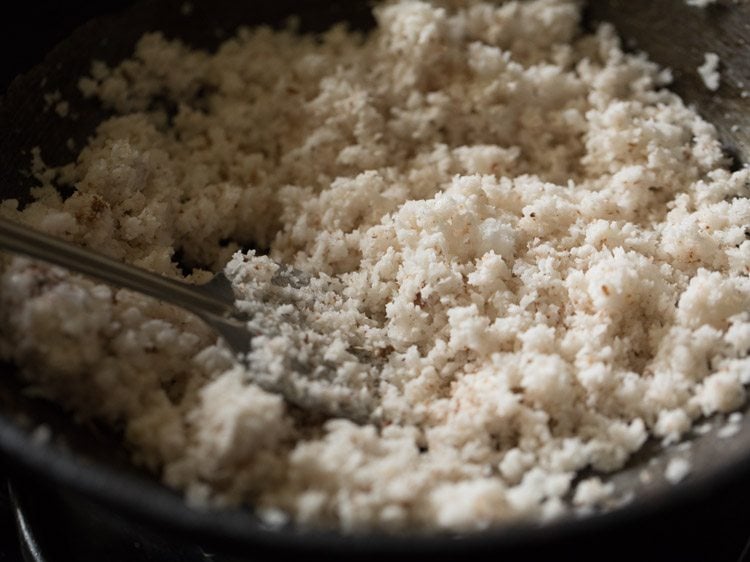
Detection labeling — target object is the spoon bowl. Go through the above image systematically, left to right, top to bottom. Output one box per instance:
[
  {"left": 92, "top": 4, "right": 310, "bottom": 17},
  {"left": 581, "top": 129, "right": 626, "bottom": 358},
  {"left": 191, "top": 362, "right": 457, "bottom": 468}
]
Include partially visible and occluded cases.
[{"left": 0, "top": 216, "right": 377, "bottom": 423}]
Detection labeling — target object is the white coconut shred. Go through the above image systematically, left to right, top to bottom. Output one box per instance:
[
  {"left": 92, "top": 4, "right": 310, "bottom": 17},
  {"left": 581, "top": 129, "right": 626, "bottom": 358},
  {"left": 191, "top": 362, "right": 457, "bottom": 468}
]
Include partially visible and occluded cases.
[
  {"left": 2, "top": 0, "right": 750, "bottom": 532},
  {"left": 698, "top": 52, "right": 721, "bottom": 91}
]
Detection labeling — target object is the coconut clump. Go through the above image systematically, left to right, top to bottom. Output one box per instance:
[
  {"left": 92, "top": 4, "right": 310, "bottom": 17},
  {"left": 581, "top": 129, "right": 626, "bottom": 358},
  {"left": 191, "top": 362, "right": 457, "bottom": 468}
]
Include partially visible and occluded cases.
[{"left": 2, "top": 0, "right": 750, "bottom": 532}]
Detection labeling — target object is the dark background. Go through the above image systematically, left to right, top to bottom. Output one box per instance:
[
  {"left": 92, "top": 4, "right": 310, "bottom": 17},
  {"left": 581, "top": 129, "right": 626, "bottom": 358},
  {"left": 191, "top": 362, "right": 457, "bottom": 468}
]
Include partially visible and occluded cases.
[
  {"left": 0, "top": 1, "right": 132, "bottom": 94},
  {"left": 1, "top": 2, "right": 750, "bottom": 561}
]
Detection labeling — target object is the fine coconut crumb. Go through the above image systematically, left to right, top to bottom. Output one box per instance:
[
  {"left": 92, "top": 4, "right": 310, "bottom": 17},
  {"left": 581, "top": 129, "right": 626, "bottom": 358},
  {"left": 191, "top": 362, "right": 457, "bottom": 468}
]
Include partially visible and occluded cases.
[
  {"left": 1, "top": 0, "right": 750, "bottom": 532},
  {"left": 698, "top": 52, "right": 721, "bottom": 91},
  {"left": 42, "top": 90, "right": 61, "bottom": 111},
  {"left": 54, "top": 101, "right": 70, "bottom": 118},
  {"left": 718, "top": 411, "right": 743, "bottom": 438},
  {"left": 694, "top": 422, "right": 714, "bottom": 436},
  {"left": 717, "top": 423, "right": 741, "bottom": 438},
  {"left": 29, "top": 424, "right": 52, "bottom": 446},
  {"left": 665, "top": 457, "right": 692, "bottom": 484},
  {"left": 639, "top": 469, "right": 653, "bottom": 484},
  {"left": 573, "top": 477, "right": 614, "bottom": 507}
]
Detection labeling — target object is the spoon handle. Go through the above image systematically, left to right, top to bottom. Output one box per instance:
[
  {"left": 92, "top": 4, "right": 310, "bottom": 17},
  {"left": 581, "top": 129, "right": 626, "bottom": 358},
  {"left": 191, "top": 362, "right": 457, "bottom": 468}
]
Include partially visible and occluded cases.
[{"left": 0, "top": 217, "right": 233, "bottom": 319}]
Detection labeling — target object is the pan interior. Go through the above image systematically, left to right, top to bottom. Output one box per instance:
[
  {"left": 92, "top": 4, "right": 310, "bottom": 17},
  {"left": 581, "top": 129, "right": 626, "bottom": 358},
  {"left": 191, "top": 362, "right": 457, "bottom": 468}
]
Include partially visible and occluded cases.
[{"left": 0, "top": 0, "right": 749, "bottom": 549}]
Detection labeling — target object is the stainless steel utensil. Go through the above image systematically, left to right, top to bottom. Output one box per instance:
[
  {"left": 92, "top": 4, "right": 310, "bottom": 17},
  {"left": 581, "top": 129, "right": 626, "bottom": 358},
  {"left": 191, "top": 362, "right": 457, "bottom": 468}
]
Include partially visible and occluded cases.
[{"left": 0, "top": 216, "right": 374, "bottom": 423}]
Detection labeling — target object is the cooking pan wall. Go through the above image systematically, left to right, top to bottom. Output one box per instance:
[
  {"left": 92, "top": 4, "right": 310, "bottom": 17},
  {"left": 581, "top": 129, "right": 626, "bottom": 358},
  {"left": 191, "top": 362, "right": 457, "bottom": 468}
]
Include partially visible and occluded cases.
[{"left": 1, "top": 0, "right": 750, "bottom": 559}]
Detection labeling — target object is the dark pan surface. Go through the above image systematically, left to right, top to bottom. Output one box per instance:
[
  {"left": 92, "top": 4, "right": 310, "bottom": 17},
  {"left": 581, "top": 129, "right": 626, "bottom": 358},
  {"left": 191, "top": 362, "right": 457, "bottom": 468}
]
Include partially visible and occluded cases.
[
  {"left": 1, "top": 0, "right": 750, "bottom": 557},
  {"left": 588, "top": 0, "right": 750, "bottom": 164}
]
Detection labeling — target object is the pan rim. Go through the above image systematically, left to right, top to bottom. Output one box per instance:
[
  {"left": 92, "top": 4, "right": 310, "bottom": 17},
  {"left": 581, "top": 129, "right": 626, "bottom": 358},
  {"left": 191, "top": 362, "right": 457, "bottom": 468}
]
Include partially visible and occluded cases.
[
  {"left": 1, "top": 0, "right": 749, "bottom": 554},
  {"left": 1, "top": 403, "right": 748, "bottom": 554}
]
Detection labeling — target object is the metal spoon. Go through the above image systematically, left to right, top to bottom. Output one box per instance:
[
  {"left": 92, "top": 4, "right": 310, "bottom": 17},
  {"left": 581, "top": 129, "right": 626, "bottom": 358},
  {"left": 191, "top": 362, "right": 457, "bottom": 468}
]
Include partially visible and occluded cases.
[{"left": 0, "top": 216, "right": 376, "bottom": 423}]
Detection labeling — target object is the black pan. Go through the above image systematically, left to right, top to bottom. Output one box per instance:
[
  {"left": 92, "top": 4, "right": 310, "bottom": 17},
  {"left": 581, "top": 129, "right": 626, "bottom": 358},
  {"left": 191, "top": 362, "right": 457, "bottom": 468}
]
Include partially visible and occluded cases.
[{"left": 0, "top": 0, "right": 749, "bottom": 559}]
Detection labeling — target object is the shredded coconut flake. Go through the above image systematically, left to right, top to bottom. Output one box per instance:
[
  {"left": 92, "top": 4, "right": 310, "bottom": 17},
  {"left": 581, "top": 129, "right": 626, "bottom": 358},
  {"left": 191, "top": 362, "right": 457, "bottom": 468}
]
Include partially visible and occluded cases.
[
  {"left": 1, "top": 0, "right": 749, "bottom": 532},
  {"left": 698, "top": 52, "right": 721, "bottom": 91},
  {"left": 665, "top": 458, "right": 692, "bottom": 484}
]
